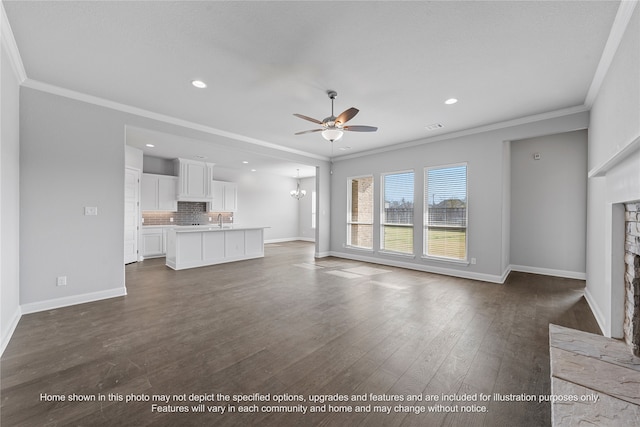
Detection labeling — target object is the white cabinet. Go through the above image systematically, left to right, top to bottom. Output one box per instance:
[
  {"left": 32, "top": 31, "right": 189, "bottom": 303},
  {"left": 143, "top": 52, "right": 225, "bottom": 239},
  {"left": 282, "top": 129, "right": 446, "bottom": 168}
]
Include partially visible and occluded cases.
[
  {"left": 174, "top": 158, "right": 214, "bottom": 202},
  {"left": 141, "top": 173, "right": 177, "bottom": 211},
  {"left": 208, "top": 180, "right": 238, "bottom": 212},
  {"left": 141, "top": 226, "right": 167, "bottom": 258},
  {"left": 166, "top": 227, "right": 265, "bottom": 270}
]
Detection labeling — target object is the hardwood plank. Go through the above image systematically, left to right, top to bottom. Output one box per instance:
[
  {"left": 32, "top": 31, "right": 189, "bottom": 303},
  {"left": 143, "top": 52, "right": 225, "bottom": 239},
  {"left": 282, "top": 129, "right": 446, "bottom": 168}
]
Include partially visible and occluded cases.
[{"left": 1, "top": 243, "right": 602, "bottom": 426}]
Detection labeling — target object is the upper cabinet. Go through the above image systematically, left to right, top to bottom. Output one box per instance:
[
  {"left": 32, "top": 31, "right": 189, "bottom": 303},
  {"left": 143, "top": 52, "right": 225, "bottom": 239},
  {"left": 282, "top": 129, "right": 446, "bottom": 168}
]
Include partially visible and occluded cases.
[
  {"left": 174, "top": 158, "right": 215, "bottom": 202},
  {"left": 141, "top": 173, "right": 178, "bottom": 211},
  {"left": 209, "top": 180, "right": 238, "bottom": 212}
]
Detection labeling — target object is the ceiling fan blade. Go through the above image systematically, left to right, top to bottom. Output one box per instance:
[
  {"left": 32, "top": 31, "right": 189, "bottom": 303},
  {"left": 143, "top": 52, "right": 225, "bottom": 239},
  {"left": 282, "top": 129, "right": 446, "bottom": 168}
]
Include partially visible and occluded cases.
[
  {"left": 335, "top": 107, "right": 359, "bottom": 125},
  {"left": 293, "top": 113, "right": 323, "bottom": 125},
  {"left": 343, "top": 125, "right": 378, "bottom": 132},
  {"left": 295, "top": 129, "right": 323, "bottom": 135}
]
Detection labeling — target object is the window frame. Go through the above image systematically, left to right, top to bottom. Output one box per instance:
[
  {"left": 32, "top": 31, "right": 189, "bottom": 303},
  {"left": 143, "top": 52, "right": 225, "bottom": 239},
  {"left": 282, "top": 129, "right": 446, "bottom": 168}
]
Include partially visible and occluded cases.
[
  {"left": 423, "top": 162, "right": 469, "bottom": 263},
  {"left": 380, "top": 169, "right": 415, "bottom": 256},
  {"left": 346, "top": 174, "right": 374, "bottom": 251}
]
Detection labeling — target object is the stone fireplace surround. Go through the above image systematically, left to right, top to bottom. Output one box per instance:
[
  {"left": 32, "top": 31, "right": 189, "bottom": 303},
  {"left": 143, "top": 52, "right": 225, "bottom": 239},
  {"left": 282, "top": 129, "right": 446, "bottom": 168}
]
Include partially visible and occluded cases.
[{"left": 624, "top": 202, "right": 640, "bottom": 357}]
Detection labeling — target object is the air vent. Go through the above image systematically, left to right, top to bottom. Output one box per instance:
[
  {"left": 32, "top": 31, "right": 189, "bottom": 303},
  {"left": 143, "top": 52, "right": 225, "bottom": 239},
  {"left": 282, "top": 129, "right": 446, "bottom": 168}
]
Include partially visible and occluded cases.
[{"left": 425, "top": 123, "right": 444, "bottom": 131}]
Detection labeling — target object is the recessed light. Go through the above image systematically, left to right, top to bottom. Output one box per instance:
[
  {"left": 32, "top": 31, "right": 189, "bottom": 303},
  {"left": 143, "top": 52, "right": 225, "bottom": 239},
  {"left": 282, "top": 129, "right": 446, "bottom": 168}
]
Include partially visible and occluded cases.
[
  {"left": 191, "top": 80, "right": 207, "bottom": 89},
  {"left": 444, "top": 98, "right": 458, "bottom": 105},
  {"left": 145, "top": 144, "right": 155, "bottom": 148},
  {"left": 339, "top": 146, "right": 352, "bottom": 151},
  {"left": 242, "top": 161, "right": 249, "bottom": 164},
  {"left": 251, "top": 169, "right": 257, "bottom": 172}
]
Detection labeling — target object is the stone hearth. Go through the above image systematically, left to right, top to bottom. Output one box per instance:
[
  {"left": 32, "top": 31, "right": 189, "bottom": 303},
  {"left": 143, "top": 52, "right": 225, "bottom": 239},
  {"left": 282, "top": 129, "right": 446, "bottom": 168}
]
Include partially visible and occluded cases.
[{"left": 624, "top": 202, "right": 640, "bottom": 357}]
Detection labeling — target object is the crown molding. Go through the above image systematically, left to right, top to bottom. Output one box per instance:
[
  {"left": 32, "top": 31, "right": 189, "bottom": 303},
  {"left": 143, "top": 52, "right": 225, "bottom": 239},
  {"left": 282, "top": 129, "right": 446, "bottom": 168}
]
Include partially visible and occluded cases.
[
  {"left": 584, "top": 0, "right": 638, "bottom": 107},
  {"left": 1, "top": 1, "right": 27, "bottom": 83},
  {"left": 22, "top": 78, "right": 329, "bottom": 162},
  {"left": 334, "top": 104, "right": 589, "bottom": 162}
]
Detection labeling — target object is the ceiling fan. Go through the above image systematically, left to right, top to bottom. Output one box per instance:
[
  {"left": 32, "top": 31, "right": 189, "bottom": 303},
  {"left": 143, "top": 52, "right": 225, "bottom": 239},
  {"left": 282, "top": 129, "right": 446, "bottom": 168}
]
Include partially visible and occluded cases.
[{"left": 293, "top": 90, "right": 378, "bottom": 142}]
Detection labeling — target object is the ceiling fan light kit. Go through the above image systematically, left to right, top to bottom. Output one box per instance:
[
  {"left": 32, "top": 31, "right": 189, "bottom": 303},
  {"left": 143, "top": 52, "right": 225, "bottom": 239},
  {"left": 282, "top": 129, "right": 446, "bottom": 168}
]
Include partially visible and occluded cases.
[{"left": 294, "top": 90, "right": 377, "bottom": 143}]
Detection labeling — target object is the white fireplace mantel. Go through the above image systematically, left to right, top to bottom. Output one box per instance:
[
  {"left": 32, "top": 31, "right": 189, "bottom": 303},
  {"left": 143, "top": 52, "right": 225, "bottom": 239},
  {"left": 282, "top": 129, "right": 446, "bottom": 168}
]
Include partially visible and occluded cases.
[{"left": 589, "top": 134, "right": 640, "bottom": 178}]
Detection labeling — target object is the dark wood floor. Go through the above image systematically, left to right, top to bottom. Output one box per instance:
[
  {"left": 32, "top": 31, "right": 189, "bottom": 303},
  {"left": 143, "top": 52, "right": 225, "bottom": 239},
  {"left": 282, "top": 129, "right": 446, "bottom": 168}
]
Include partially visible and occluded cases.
[{"left": 1, "top": 241, "right": 601, "bottom": 426}]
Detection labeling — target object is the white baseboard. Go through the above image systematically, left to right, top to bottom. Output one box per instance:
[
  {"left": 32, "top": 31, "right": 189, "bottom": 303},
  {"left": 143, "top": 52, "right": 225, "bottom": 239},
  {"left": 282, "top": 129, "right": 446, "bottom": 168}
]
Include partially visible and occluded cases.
[
  {"left": 265, "top": 237, "right": 315, "bottom": 244},
  {"left": 328, "top": 251, "right": 506, "bottom": 283},
  {"left": 509, "top": 264, "right": 586, "bottom": 280},
  {"left": 21, "top": 287, "right": 128, "bottom": 315},
  {"left": 584, "top": 287, "right": 606, "bottom": 336},
  {"left": 1, "top": 306, "right": 22, "bottom": 356}
]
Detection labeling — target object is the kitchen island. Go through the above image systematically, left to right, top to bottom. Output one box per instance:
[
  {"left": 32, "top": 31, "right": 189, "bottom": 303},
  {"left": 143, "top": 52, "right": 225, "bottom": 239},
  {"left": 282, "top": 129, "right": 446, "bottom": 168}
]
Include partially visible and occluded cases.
[{"left": 165, "top": 225, "right": 268, "bottom": 270}]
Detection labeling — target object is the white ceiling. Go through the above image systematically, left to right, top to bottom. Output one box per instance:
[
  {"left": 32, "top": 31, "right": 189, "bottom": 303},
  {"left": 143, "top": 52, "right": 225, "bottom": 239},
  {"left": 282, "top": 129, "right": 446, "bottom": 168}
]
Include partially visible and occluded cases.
[{"left": 4, "top": 1, "right": 621, "bottom": 177}]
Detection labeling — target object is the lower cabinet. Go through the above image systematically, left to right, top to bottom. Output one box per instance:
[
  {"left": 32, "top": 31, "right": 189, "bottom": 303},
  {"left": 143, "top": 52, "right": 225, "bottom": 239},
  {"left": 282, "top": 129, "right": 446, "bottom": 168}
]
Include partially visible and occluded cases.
[{"left": 141, "top": 227, "right": 167, "bottom": 258}]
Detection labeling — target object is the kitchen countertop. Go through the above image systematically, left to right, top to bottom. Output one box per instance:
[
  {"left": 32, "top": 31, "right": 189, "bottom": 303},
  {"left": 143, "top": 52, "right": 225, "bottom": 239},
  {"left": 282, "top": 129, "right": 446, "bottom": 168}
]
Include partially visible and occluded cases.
[{"left": 169, "top": 225, "right": 269, "bottom": 232}]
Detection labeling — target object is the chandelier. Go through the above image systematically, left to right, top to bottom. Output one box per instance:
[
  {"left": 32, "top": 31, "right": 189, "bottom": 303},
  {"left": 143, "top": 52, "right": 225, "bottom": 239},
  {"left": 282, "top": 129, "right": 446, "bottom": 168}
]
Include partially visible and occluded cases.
[{"left": 290, "top": 169, "right": 306, "bottom": 200}]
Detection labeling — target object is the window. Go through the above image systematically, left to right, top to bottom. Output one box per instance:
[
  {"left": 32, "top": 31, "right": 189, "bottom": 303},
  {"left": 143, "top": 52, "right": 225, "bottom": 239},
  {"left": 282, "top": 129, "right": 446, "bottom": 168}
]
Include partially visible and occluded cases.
[
  {"left": 424, "top": 164, "right": 467, "bottom": 260},
  {"left": 381, "top": 171, "right": 414, "bottom": 254},
  {"left": 347, "top": 176, "right": 374, "bottom": 249},
  {"left": 311, "top": 191, "right": 316, "bottom": 229}
]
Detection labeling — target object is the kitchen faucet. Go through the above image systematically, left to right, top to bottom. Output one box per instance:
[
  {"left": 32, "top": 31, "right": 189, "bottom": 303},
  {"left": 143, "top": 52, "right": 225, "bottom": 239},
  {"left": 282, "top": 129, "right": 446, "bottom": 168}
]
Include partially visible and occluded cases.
[{"left": 217, "top": 213, "right": 223, "bottom": 227}]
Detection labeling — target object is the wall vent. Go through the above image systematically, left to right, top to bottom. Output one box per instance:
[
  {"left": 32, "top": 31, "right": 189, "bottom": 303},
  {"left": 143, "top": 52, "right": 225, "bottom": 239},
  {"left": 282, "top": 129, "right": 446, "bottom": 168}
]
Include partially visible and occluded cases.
[{"left": 425, "top": 123, "right": 444, "bottom": 131}]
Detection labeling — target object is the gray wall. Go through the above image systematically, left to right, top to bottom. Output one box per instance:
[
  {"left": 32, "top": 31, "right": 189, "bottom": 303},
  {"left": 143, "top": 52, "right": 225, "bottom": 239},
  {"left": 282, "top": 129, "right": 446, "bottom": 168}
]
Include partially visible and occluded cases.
[
  {"left": 586, "top": 5, "right": 640, "bottom": 337},
  {"left": 1, "top": 42, "right": 21, "bottom": 353},
  {"left": 18, "top": 86, "right": 326, "bottom": 314},
  {"left": 20, "top": 88, "right": 127, "bottom": 309},
  {"left": 330, "top": 112, "right": 589, "bottom": 282},
  {"left": 510, "top": 130, "right": 588, "bottom": 276},
  {"left": 142, "top": 155, "right": 173, "bottom": 175},
  {"left": 210, "top": 166, "right": 302, "bottom": 242}
]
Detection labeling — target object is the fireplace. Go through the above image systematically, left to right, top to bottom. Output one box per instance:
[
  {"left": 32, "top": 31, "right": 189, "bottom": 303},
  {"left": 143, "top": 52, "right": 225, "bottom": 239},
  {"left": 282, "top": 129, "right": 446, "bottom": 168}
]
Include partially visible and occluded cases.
[{"left": 624, "top": 201, "right": 640, "bottom": 357}]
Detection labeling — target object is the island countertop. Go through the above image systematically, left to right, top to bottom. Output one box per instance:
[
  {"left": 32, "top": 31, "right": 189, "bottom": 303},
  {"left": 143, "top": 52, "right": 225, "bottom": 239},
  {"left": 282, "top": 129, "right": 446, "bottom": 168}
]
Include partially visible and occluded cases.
[{"left": 171, "top": 225, "right": 270, "bottom": 232}]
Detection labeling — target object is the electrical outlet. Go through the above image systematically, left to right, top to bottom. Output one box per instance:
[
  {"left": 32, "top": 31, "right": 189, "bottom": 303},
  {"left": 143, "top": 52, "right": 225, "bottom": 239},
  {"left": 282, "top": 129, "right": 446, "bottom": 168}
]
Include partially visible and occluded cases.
[
  {"left": 84, "top": 206, "right": 98, "bottom": 216},
  {"left": 170, "top": 217, "right": 174, "bottom": 222},
  {"left": 471, "top": 258, "right": 477, "bottom": 265},
  {"left": 57, "top": 276, "right": 67, "bottom": 286}
]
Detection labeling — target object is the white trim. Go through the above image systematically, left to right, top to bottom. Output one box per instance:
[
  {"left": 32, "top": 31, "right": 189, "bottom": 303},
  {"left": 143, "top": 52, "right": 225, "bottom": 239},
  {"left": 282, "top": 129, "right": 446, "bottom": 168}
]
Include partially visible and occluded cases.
[
  {"left": 584, "top": 0, "right": 639, "bottom": 107},
  {"left": 0, "top": 2, "right": 27, "bottom": 83},
  {"left": 20, "top": 79, "right": 329, "bottom": 162},
  {"left": 334, "top": 105, "right": 589, "bottom": 162},
  {"left": 588, "top": 134, "right": 640, "bottom": 178},
  {"left": 265, "top": 237, "right": 311, "bottom": 244},
  {"left": 296, "top": 237, "right": 315, "bottom": 242},
  {"left": 329, "top": 250, "right": 506, "bottom": 284},
  {"left": 314, "top": 251, "right": 331, "bottom": 258},
  {"left": 509, "top": 264, "right": 586, "bottom": 280},
  {"left": 500, "top": 266, "right": 513, "bottom": 284},
  {"left": 21, "top": 287, "right": 127, "bottom": 315},
  {"left": 584, "top": 287, "right": 606, "bottom": 336},
  {"left": 0, "top": 306, "right": 22, "bottom": 356}
]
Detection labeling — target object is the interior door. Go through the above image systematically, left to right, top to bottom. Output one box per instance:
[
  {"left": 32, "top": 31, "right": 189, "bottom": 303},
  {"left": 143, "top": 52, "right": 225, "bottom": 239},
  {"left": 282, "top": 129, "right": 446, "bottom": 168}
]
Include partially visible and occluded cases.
[{"left": 124, "top": 167, "right": 140, "bottom": 264}]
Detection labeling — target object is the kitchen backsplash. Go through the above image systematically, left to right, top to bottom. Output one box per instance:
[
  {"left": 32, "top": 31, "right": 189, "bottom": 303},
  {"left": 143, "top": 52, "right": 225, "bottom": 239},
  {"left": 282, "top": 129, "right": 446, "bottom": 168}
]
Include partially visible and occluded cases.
[{"left": 142, "top": 202, "right": 233, "bottom": 226}]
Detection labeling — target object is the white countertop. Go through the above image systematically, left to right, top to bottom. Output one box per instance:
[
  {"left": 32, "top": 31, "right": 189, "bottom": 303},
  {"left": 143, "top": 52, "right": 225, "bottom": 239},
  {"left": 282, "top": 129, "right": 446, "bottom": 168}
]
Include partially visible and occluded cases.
[{"left": 169, "top": 225, "right": 269, "bottom": 233}]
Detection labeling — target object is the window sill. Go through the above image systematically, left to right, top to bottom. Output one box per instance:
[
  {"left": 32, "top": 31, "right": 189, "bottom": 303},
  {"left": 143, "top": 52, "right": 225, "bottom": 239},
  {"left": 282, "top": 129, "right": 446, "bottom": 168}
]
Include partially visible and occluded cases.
[
  {"left": 378, "top": 250, "right": 416, "bottom": 259},
  {"left": 421, "top": 255, "right": 469, "bottom": 266}
]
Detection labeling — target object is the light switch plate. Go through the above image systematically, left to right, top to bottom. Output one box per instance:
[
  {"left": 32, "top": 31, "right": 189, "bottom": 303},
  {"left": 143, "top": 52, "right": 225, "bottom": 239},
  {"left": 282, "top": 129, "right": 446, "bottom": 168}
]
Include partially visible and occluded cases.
[{"left": 84, "top": 206, "right": 98, "bottom": 216}]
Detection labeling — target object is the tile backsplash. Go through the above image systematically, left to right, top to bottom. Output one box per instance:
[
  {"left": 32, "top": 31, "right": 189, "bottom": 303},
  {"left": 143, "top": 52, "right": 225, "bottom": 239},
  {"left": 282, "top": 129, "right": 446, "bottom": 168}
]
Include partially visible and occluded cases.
[{"left": 142, "top": 202, "right": 233, "bottom": 226}]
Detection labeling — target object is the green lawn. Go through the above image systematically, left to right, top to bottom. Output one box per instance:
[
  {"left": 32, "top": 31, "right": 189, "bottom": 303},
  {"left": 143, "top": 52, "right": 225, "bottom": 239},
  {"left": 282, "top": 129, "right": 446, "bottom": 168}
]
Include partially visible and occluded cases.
[
  {"left": 383, "top": 225, "right": 413, "bottom": 253},
  {"left": 383, "top": 226, "right": 466, "bottom": 259},
  {"left": 426, "top": 228, "right": 466, "bottom": 259}
]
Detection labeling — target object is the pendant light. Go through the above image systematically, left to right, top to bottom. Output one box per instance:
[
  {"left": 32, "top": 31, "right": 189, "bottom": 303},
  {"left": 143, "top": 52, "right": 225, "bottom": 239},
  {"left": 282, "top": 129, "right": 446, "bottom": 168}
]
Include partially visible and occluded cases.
[{"left": 290, "top": 169, "right": 306, "bottom": 200}]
